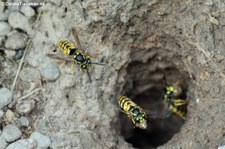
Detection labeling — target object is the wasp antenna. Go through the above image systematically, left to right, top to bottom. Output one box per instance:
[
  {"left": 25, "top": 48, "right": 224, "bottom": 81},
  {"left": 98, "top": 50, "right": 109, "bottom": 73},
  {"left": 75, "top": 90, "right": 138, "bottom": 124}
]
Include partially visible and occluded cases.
[
  {"left": 91, "top": 62, "right": 106, "bottom": 66},
  {"left": 86, "top": 69, "right": 92, "bottom": 82},
  {"left": 163, "top": 72, "right": 168, "bottom": 86}
]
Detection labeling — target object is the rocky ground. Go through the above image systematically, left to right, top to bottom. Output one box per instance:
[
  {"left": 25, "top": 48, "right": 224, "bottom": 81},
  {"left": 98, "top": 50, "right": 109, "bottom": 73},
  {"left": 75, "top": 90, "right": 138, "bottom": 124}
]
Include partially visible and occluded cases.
[{"left": 0, "top": 0, "right": 225, "bottom": 149}]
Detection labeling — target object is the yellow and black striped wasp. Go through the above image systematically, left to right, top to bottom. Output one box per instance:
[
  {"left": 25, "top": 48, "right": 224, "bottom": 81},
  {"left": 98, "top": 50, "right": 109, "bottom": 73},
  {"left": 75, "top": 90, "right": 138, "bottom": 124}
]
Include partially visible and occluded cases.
[
  {"left": 46, "top": 27, "right": 104, "bottom": 82},
  {"left": 163, "top": 80, "right": 188, "bottom": 120},
  {"left": 118, "top": 96, "right": 148, "bottom": 129}
]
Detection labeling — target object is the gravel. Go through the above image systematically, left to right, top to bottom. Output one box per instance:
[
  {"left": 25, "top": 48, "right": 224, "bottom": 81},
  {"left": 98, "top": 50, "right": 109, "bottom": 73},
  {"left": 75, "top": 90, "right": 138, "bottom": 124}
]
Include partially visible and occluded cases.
[
  {"left": 20, "top": 5, "right": 36, "bottom": 17},
  {"left": 0, "top": 11, "right": 9, "bottom": 21},
  {"left": 8, "top": 12, "right": 32, "bottom": 33},
  {"left": 0, "top": 22, "right": 11, "bottom": 36},
  {"left": 5, "top": 31, "right": 28, "bottom": 50},
  {"left": 14, "top": 49, "right": 25, "bottom": 60},
  {"left": 40, "top": 61, "right": 60, "bottom": 81},
  {"left": 0, "top": 87, "right": 13, "bottom": 110},
  {"left": 15, "top": 99, "right": 36, "bottom": 115},
  {"left": 5, "top": 109, "right": 15, "bottom": 123},
  {"left": 19, "top": 116, "right": 30, "bottom": 127},
  {"left": 2, "top": 124, "right": 22, "bottom": 142},
  {"left": 30, "top": 132, "right": 51, "bottom": 149},
  {"left": 0, "top": 135, "right": 8, "bottom": 149},
  {"left": 6, "top": 138, "right": 37, "bottom": 149},
  {"left": 218, "top": 145, "right": 225, "bottom": 149}
]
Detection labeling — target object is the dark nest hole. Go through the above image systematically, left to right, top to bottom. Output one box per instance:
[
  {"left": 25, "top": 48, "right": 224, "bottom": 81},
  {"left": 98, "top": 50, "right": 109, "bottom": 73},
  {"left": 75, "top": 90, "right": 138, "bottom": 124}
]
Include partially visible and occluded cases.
[{"left": 118, "top": 55, "right": 191, "bottom": 149}]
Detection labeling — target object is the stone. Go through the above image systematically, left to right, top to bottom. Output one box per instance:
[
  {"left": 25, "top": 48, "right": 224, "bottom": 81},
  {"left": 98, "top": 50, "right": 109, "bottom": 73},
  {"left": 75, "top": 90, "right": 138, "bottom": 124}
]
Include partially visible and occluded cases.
[
  {"left": 20, "top": 5, "right": 36, "bottom": 17},
  {"left": 0, "top": 10, "right": 9, "bottom": 21},
  {"left": 8, "top": 12, "right": 32, "bottom": 33},
  {"left": 209, "top": 17, "right": 219, "bottom": 25},
  {"left": 0, "top": 22, "right": 11, "bottom": 36},
  {"left": 5, "top": 31, "right": 28, "bottom": 50},
  {"left": 13, "top": 49, "right": 25, "bottom": 60},
  {"left": 4, "top": 50, "right": 15, "bottom": 59},
  {"left": 40, "top": 62, "right": 60, "bottom": 81},
  {"left": 0, "top": 87, "right": 12, "bottom": 110},
  {"left": 15, "top": 99, "right": 35, "bottom": 115},
  {"left": 5, "top": 109, "right": 15, "bottom": 123},
  {"left": 19, "top": 116, "right": 29, "bottom": 127},
  {"left": 2, "top": 124, "right": 22, "bottom": 142},
  {"left": 30, "top": 132, "right": 51, "bottom": 149},
  {"left": 0, "top": 135, "right": 7, "bottom": 149},
  {"left": 6, "top": 138, "right": 37, "bottom": 149},
  {"left": 218, "top": 145, "right": 225, "bottom": 149}
]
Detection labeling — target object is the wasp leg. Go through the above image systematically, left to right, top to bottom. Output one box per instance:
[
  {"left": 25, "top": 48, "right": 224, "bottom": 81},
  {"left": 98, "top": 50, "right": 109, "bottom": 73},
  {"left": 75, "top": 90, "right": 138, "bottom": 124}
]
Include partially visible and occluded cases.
[
  {"left": 91, "top": 62, "right": 106, "bottom": 66},
  {"left": 70, "top": 63, "right": 76, "bottom": 74},
  {"left": 86, "top": 69, "right": 92, "bottom": 82},
  {"left": 120, "top": 109, "right": 128, "bottom": 114},
  {"left": 131, "top": 118, "right": 136, "bottom": 126}
]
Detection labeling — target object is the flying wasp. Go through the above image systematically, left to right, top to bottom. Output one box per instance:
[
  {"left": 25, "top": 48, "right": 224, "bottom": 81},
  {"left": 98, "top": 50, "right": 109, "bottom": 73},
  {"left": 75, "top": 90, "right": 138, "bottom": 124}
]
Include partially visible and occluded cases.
[
  {"left": 46, "top": 27, "right": 104, "bottom": 82},
  {"left": 163, "top": 81, "right": 188, "bottom": 120},
  {"left": 118, "top": 96, "right": 148, "bottom": 129}
]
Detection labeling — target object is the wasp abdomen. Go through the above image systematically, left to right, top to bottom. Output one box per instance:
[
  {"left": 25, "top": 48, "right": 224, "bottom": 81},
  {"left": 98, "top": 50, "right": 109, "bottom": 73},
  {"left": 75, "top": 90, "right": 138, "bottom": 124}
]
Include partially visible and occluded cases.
[
  {"left": 58, "top": 40, "right": 77, "bottom": 56},
  {"left": 118, "top": 96, "right": 147, "bottom": 129}
]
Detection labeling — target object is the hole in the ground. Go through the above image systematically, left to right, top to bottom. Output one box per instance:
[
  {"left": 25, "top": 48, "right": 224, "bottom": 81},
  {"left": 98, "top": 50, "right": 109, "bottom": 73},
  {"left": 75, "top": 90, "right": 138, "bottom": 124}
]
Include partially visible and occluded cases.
[{"left": 117, "top": 55, "right": 190, "bottom": 148}]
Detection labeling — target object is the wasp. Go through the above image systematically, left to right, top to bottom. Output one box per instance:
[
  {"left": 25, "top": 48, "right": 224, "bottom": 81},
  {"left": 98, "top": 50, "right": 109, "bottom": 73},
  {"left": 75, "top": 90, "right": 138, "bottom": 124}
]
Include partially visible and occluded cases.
[
  {"left": 46, "top": 28, "right": 104, "bottom": 82},
  {"left": 163, "top": 81, "right": 188, "bottom": 120},
  {"left": 118, "top": 96, "right": 147, "bottom": 129}
]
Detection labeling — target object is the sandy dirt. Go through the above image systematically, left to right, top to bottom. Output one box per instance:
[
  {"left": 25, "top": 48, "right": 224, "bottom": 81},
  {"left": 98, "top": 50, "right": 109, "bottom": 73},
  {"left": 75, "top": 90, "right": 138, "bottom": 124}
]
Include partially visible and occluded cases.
[{"left": 0, "top": 0, "right": 225, "bottom": 149}]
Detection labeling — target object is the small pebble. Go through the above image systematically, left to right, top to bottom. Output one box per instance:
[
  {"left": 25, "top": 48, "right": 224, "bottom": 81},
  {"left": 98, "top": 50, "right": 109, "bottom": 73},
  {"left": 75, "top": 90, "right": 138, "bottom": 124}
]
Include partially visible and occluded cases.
[
  {"left": 49, "top": 0, "right": 62, "bottom": 6},
  {"left": 0, "top": 1, "right": 4, "bottom": 12},
  {"left": 180, "top": 3, "right": 187, "bottom": 12},
  {"left": 20, "top": 5, "right": 36, "bottom": 17},
  {"left": 0, "top": 10, "right": 9, "bottom": 21},
  {"left": 8, "top": 12, "right": 31, "bottom": 33},
  {"left": 209, "top": 17, "right": 219, "bottom": 25},
  {"left": 0, "top": 22, "right": 11, "bottom": 36},
  {"left": 5, "top": 31, "right": 28, "bottom": 50},
  {"left": 13, "top": 49, "right": 25, "bottom": 60},
  {"left": 41, "top": 62, "right": 60, "bottom": 81},
  {"left": 0, "top": 87, "right": 12, "bottom": 110},
  {"left": 15, "top": 99, "right": 35, "bottom": 115},
  {"left": 5, "top": 109, "right": 15, "bottom": 123},
  {"left": 19, "top": 116, "right": 29, "bottom": 127},
  {"left": 2, "top": 124, "right": 22, "bottom": 142},
  {"left": 30, "top": 132, "right": 51, "bottom": 149},
  {"left": 0, "top": 135, "right": 7, "bottom": 149},
  {"left": 6, "top": 138, "right": 37, "bottom": 149},
  {"left": 218, "top": 145, "right": 225, "bottom": 149}
]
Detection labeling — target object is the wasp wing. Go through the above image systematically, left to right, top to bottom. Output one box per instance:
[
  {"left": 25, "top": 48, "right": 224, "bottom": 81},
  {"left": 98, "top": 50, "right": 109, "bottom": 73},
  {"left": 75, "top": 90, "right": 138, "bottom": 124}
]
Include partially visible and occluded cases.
[
  {"left": 71, "top": 27, "right": 84, "bottom": 52},
  {"left": 46, "top": 54, "right": 74, "bottom": 62}
]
